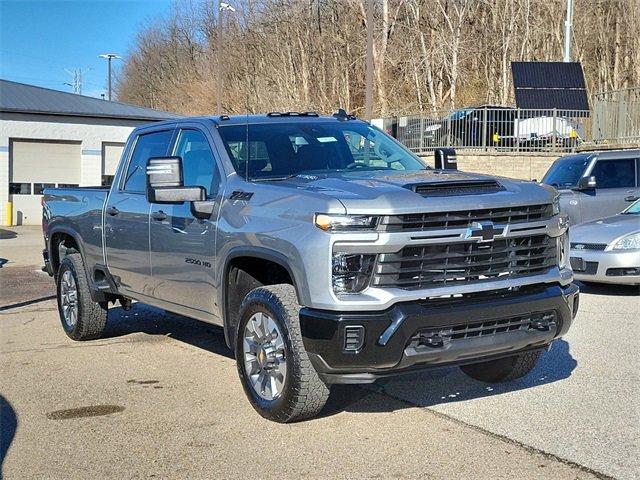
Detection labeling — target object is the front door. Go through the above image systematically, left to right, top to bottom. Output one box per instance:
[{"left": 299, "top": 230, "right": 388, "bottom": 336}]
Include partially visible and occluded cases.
[
  {"left": 104, "top": 128, "right": 175, "bottom": 296},
  {"left": 149, "top": 128, "right": 222, "bottom": 315},
  {"left": 579, "top": 157, "right": 639, "bottom": 222}
]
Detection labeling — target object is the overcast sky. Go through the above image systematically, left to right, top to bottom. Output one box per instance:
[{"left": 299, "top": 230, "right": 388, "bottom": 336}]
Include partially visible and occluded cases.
[{"left": 1, "top": 0, "right": 175, "bottom": 98}]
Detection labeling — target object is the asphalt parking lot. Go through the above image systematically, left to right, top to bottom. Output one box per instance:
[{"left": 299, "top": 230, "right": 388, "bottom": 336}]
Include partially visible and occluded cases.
[{"left": 1, "top": 227, "right": 638, "bottom": 479}]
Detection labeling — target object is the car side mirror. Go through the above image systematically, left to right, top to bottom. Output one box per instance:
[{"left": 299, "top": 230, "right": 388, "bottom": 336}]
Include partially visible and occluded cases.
[
  {"left": 146, "top": 156, "right": 205, "bottom": 204},
  {"left": 576, "top": 175, "right": 597, "bottom": 191}
]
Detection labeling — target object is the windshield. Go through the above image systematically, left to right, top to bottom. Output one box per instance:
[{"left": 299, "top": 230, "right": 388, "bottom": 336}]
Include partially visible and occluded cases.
[
  {"left": 447, "top": 108, "right": 473, "bottom": 121},
  {"left": 217, "top": 120, "right": 427, "bottom": 180},
  {"left": 541, "top": 155, "right": 591, "bottom": 188},
  {"left": 622, "top": 199, "right": 640, "bottom": 214}
]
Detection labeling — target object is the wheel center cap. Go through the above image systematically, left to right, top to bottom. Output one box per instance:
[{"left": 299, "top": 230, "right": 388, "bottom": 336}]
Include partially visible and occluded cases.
[{"left": 257, "top": 344, "right": 276, "bottom": 368}]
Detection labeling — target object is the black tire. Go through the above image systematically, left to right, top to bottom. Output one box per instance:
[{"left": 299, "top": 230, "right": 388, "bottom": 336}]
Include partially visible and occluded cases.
[
  {"left": 56, "top": 253, "right": 108, "bottom": 341},
  {"left": 235, "top": 284, "right": 330, "bottom": 423},
  {"left": 459, "top": 350, "right": 541, "bottom": 383}
]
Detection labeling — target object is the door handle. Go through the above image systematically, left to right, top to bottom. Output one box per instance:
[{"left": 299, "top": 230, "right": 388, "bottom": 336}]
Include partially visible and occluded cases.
[
  {"left": 624, "top": 195, "right": 639, "bottom": 202},
  {"left": 106, "top": 206, "right": 119, "bottom": 216},
  {"left": 151, "top": 210, "right": 167, "bottom": 221}
]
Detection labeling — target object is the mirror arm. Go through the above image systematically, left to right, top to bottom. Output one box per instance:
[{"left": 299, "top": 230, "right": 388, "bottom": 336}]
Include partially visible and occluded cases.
[{"left": 191, "top": 200, "right": 215, "bottom": 219}]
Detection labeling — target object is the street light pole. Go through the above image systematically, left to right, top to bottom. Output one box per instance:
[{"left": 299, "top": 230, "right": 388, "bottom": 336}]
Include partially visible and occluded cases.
[
  {"left": 364, "top": 0, "right": 374, "bottom": 121},
  {"left": 563, "top": 0, "right": 574, "bottom": 62},
  {"left": 217, "top": 2, "right": 236, "bottom": 115},
  {"left": 98, "top": 53, "right": 121, "bottom": 100}
]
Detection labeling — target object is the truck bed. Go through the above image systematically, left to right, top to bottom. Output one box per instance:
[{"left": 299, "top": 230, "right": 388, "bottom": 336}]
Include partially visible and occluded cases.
[{"left": 42, "top": 186, "right": 110, "bottom": 272}]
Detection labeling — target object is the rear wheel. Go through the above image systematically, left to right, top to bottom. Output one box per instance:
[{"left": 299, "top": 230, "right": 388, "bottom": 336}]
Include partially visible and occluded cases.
[
  {"left": 56, "top": 253, "right": 108, "bottom": 341},
  {"left": 235, "top": 284, "right": 330, "bottom": 422},
  {"left": 460, "top": 350, "right": 541, "bottom": 383}
]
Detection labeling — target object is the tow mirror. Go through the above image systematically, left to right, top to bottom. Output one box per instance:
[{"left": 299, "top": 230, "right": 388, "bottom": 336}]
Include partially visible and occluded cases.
[
  {"left": 146, "top": 156, "right": 205, "bottom": 204},
  {"left": 576, "top": 175, "right": 597, "bottom": 191}
]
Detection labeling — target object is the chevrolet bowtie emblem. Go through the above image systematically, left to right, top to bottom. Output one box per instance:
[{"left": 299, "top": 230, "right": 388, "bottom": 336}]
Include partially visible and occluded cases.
[{"left": 465, "top": 221, "right": 504, "bottom": 242}]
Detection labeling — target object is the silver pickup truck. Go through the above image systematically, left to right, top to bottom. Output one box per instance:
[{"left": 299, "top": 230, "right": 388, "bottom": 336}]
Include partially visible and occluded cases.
[{"left": 42, "top": 112, "right": 578, "bottom": 422}]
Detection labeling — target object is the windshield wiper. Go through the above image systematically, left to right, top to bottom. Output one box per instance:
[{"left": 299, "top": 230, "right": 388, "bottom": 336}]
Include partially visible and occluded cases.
[{"left": 250, "top": 174, "right": 301, "bottom": 182}]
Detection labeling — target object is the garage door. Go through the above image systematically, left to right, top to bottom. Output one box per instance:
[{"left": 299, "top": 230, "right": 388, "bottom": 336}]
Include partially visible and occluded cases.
[
  {"left": 10, "top": 140, "right": 81, "bottom": 225},
  {"left": 102, "top": 142, "right": 125, "bottom": 186}
]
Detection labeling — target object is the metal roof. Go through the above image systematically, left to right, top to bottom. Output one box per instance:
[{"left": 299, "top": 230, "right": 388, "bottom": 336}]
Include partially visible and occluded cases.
[
  {"left": 511, "top": 62, "right": 589, "bottom": 111},
  {"left": 0, "top": 79, "right": 180, "bottom": 121}
]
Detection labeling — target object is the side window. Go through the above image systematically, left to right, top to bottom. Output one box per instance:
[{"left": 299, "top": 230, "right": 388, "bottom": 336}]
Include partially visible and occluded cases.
[
  {"left": 174, "top": 129, "right": 217, "bottom": 195},
  {"left": 123, "top": 130, "right": 173, "bottom": 192},
  {"left": 592, "top": 159, "right": 637, "bottom": 189}
]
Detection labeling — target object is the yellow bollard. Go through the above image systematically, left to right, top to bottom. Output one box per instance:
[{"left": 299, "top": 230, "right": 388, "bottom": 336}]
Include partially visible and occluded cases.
[{"left": 5, "top": 201, "right": 12, "bottom": 227}]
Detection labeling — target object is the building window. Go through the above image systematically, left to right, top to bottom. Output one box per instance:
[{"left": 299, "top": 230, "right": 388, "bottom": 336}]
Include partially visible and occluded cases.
[
  {"left": 102, "top": 175, "right": 115, "bottom": 187},
  {"left": 9, "top": 183, "right": 31, "bottom": 195},
  {"left": 34, "top": 183, "right": 55, "bottom": 195},
  {"left": 57, "top": 183, "right": 79, "bottom": 188}
]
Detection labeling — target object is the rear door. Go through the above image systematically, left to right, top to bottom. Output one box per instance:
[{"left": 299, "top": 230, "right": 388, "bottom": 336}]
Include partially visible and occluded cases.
[
  {"left": 148, "top": 126, "right": 223, "bottom": 316},
  {"left": 104, "top": 128, "right": 175, "bottom": 296},
  {"left": 579, "top": 156, "right": 639, "bottom": 222}
]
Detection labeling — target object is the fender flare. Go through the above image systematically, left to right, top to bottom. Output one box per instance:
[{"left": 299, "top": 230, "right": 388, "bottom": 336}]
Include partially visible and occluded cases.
[
  {"left": 47, "top": 225, "right": 87, "bottom": 274},
  {"left": 221, "top": 246, "right": 303, "bottom": 348}
]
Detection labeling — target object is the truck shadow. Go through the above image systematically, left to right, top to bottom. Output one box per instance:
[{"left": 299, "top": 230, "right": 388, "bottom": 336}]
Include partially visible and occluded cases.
[
  {"left": 102, "top": 303, "right": 577, "bottom": 418},
  {"left": 103, "top": 303, "right": 233, "bottom": 360},
  {"left": 324, "top": 339, "right": 577, "bottom": 416},
  {"left": 0, "top": 395, "right": 18, "bottom": 479}
]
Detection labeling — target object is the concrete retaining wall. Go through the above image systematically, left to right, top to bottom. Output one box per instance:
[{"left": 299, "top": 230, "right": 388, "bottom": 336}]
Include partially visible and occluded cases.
[{"left": 419, "top": 151, "right": 561, "bottom": 181}]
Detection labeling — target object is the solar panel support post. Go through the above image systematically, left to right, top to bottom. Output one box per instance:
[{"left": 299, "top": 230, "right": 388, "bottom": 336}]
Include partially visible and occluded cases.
[
  {"left": 481, "top": 107, "right": 488, "bottom": 151},
  {"left": 515, "top": 108, "right": 520, "bottom": 153},
  {"left": 552, "top": 108, "right": 557, "bottom": 152}
]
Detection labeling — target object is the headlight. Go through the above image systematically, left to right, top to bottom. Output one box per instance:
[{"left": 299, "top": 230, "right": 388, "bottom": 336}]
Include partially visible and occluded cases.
[
  {"left": 424, "top": 124, "right": 442, "bottom": 133},
  {"left": 552, "top": 195, "right": 561, "bottom": 215},
  {"left": 315, "top": 214, "right": 379, "bottom": 232},
  {"left": 557, "top": 232, "right": 570, "bottom": 269},
  {"left": 611, "top": 232, "right": 640, "bottom": 250},
  {"left": 332, "top": 253, "right": 376, "bottom": 294}
]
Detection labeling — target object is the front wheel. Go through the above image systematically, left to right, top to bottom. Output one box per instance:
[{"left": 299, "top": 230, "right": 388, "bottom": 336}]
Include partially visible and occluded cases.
[
  {"left": 235, "top": 284, "right": 330, "bottom": 422},
  {"left": 459, "top": 350, "right": 541, "bottom": 383}
]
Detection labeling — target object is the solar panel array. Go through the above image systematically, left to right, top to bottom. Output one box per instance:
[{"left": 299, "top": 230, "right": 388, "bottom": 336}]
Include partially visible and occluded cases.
[{"left": 511, "top": 62, "right": 589, "bottom": 111}]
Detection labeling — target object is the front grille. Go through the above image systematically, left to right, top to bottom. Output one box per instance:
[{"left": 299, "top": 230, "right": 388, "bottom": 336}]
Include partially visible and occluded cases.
[
  {"left": 411, "top": 180, "right": 504, "bottom": 197},
  {"left": 380, "top": 204, "right": 553, "bottom": 232},
  {"left": 372, "top": 234, "right": 557, "bottom": 290},
  {"left": 570, "top": 242, "right": 607, "bottom": 251},
  {"left": 409, "top": 311, "right": 557, "bottom": 349}
]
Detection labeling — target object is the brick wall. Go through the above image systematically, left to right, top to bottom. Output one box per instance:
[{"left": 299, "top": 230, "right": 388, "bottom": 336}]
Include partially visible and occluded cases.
[{"left": 419, "top": 152, "right": 561, "bottom": 181}]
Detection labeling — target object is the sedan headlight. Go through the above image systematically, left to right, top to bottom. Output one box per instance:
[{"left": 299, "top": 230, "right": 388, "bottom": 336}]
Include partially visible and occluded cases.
[
  {"left": 315, "top": 214, "right": 379, "bottom": 232},
  {"left": 611, "top": 232, "right": 640, "bottom": 250},
  {"left": 332, "top": 253, "right": 376, "bottom": 294}
]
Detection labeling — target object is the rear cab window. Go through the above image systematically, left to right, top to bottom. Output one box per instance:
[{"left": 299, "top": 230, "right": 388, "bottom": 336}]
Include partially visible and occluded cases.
[{"left": 591, "top": 158, "right": 637, "bottom": 188}]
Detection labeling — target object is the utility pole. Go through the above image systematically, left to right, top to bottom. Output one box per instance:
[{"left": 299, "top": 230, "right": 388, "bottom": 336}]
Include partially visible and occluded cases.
[
  {"left": 364, "top": 0, "right": 374, "bottom": 121},
  {"left": 563, "top": 0, "right": 574, "bottom": 62},
  {"left": 217, "top": 2, "right": 236, "bottom": 115},
  {"left": 98, "top": 53, "right": 121, "bottom": 101},
  {"left": 64, "top": 68, "right": 85, "bottom": 94}
]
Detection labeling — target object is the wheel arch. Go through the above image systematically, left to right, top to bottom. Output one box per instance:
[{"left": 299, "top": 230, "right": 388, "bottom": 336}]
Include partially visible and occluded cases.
[{"left": 221, "top": 246, "right": 304, "bottom": 350}]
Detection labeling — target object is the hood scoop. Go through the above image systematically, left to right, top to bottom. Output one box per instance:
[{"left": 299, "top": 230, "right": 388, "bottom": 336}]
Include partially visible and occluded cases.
[{"left": 409, "top": 179, "right": 504, "bottom": 197}]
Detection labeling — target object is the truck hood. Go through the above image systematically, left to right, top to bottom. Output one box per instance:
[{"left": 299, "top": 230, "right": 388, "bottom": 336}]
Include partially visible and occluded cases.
[
  {"left": 265, "top": 169, "right": 555, "bottom": 214},
  {"left": 571, "top": 214, "right": 640, "bottom": 245}
]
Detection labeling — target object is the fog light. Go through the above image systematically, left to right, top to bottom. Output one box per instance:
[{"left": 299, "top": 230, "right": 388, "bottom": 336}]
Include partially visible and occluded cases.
[{"left": 332, "top": 253, "right": 376, "bottom": 294}]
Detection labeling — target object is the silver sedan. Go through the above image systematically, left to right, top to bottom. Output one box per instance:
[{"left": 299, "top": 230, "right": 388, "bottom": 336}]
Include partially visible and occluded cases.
[{"left": 570, "top": 200, "right": 640, "bottom": 285}]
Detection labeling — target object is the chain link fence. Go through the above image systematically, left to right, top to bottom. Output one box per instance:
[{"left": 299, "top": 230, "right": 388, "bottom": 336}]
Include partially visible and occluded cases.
[
  {"left": 591, "top": 87, "right": 640, "bottom": 145},
  {"left": 384, "top": 107, "right": 590, "bottom": 155}
]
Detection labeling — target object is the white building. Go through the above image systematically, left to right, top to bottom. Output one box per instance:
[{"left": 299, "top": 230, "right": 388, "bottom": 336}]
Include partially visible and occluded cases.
[{"left": 0, "top": 79, "right": 177, "bottom": 226}]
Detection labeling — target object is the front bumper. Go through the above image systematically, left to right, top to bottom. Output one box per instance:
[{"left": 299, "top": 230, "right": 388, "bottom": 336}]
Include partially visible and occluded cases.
[
  {"left": 570, "top": 248, "right": 640, "bottom": 285},
  {"left": 300, "top": 283, "right": 579, "bottom": 384}
]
